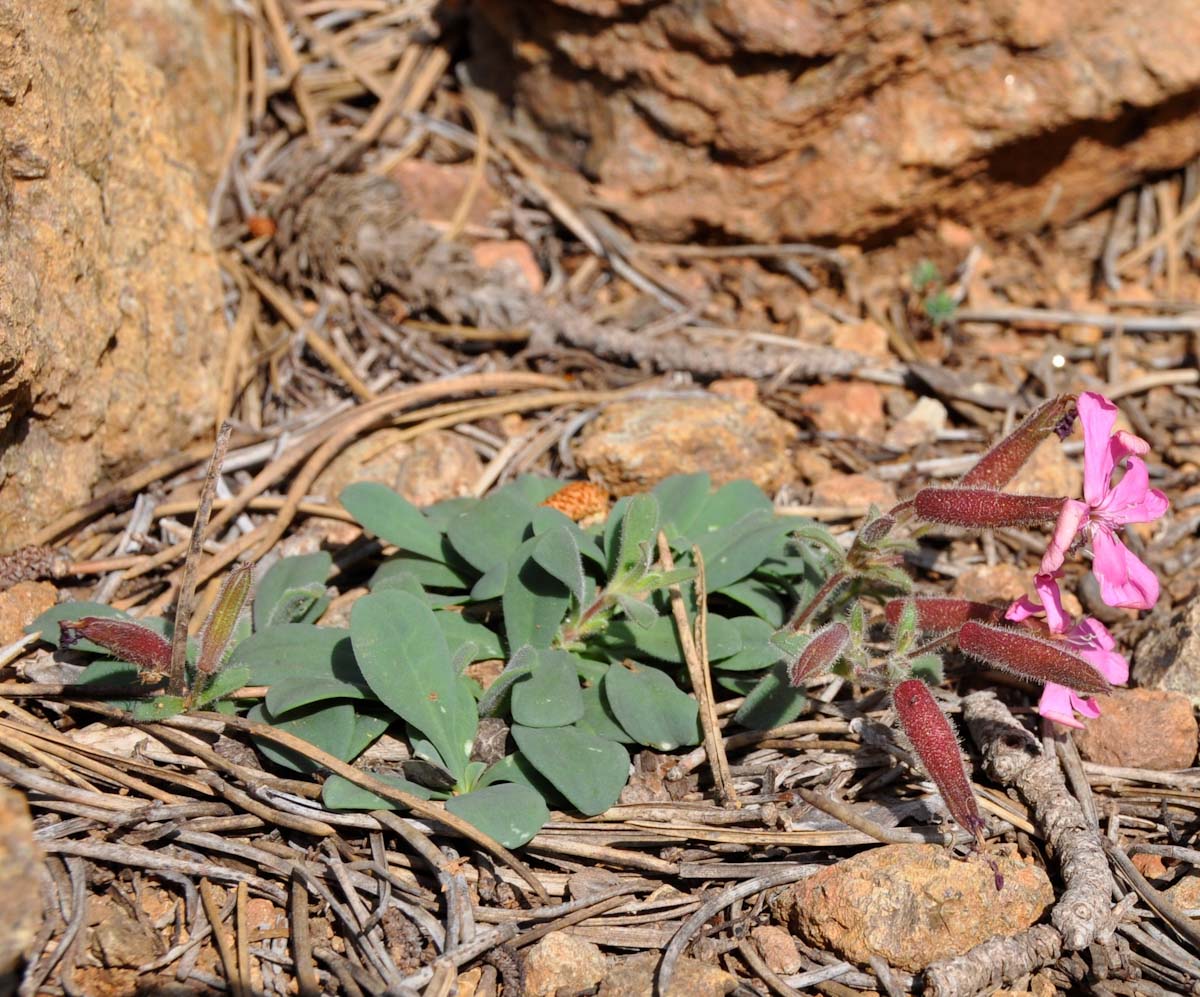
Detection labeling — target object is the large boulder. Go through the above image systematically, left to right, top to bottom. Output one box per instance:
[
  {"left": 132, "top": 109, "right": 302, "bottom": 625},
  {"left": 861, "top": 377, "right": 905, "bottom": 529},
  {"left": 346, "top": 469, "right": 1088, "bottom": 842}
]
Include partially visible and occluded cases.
[
  {"left": 0, "top": 0, "right": 234, "bottom": 551},
  {"left": 470, "top": 0, "right": 1200, "bottom": 243}
]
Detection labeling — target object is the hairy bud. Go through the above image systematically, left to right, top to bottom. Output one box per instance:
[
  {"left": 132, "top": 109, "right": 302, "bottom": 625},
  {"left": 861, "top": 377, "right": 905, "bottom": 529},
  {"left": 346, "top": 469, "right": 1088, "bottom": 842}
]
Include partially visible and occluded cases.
[
  {"left": 960, "top": 395, "right": 1077, "bottom": 490},
  {"left": 914, "top": 488, "right": 1063, "bottom": 528},
  {"left": 196, "top": 563, "right": 254, "bottom": 675},
  {"left": 884, "top": 598, "right": 1004, "bottom": 634},
  {"left": 59, "top": 617, "right": 171, "bottom": 674},
  {"left": 958, "top": 621, "right": 1112, "bottom": 695},
  {"left": 789, "top": 622, "right": 850, "bottom": 686},
  {"left": 893, "top": 678, "right": 985, "bottom": 839}
]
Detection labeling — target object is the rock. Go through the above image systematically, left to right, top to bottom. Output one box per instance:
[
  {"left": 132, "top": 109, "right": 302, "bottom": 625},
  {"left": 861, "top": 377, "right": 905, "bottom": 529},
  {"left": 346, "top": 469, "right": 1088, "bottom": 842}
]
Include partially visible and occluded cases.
[
  {"left": 0, "top": 0, "right": 231, "bottom": 551},
  {"left": 109, "top": 0, "right": 237, "bottom": 196},
  {"left": 471, "top": 1, "right": 1200, "bottom": 246},
  {"left": 387, "top": 159, "right": 503, "bottom": 229},
  {"left": 472, "top": 240, "right": 544, "bottom": 293},
  {"left": 831, "top": 322, "right": 890, "bottom": 361},
  {"left": 708, "top": 377, "right": 758, "bottom": 402},
  {"left": 798, "top": 383, "right": 886, "bottom": 442},
  {"left": 574, "top": 396, "right": 797, "bottom": 497},
  {"left": 884, "top": 397, "right": 949, "bottom": 452},
  {"left": 313, "top": 429, "right": 485, "bottom": 508},
  {"left": 1007, "top": 434, "right": 1082, "bottom": 499},
  {"left": 794, "top": 449, "right": 835, "bottom": 485},
  {"left": 811, "top": 473, "right": 898, "bottom": 511},
  {"left": 951, "top": 563, "right": 1029, "bottom": 605},
  {"left": 0, "top": 581, "right": 57, "bottom": 645},
  {"left": 1133, "top": 598, "right": 1200, "bottom": 695},
  {"left": 1072, "top": 689, "right": 1197, "bottom": 769},
  {"left": 0, "top": 788, "right": 41, "bottom": 976},
  {"left": 772, "top": 845, "right": 1052, "bottom": 972},
  {"left": 1131, "top": 852, "right": 1168, "bottom": 881},
  {"left": 1165, "top": 869, "right": 1200, "bottom": 912},
  {"left": 89, "top": 896, "right": 160, "bottom": 968},
  {"left": 751, "top": 925, "right": 802, "bottom": 976},
  {"left": 522, "top": 932, "right": 607, "bottom": 996},
  {"left": 598, "top": 951, "right": 735, "bottom": 997},
  {"left": 455, "top": 966, "right": 484, "bottom": 997}
]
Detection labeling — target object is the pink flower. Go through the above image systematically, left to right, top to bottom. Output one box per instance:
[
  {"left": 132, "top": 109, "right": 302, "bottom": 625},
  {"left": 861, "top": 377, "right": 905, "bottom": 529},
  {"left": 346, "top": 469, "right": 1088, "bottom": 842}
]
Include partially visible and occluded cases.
[
  {"left": 1040, "top": 392, "right": 1168, "bottom": 609},
  {"left": 1006, "top": 572, "right": 1128, "bottom": 729}
]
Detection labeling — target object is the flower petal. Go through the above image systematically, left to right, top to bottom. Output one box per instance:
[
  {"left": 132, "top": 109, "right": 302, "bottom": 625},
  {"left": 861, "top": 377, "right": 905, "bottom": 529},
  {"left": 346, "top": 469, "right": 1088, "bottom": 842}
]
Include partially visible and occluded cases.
[
  {"left": 1078, "top": 393, "right": 1120, "bottom": 506},
  {"left": 1109, "top": 429, "right": 1150, "bottom": 464},
  {"left": 1097, "top": 458, "right": 1169, "bottom": 525},
  {"left": 1041, "top": 499, "right": 1089, "bottom": 574},
  {"left": 1091, "top": 527, "right": 1160, "bottom": 609},
  {"left": 1033, "top": 572, "right": 1068, "bottom": 633},
  {"left": 1005, "top": 595, "right": 1042, "bottom": 624},
  {"left": 1038, "top": 683, "right": 1086, "bottom": 729}
]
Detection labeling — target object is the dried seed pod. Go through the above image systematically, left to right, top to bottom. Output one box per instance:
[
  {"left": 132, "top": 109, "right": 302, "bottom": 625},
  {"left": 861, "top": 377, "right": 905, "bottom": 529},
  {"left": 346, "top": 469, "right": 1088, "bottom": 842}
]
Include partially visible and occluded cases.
[
  {"left": 960, "top": 394, "right": 1077, "bottom": 490},
  {"left": 540, "top": 481, "right": 610, "bottom": 522},
  {"left": 914, "top": 488, "right": 1063, "bottom": 528},
  {"left": 196, "top": 563, "right": 254, "bottom": 675},
  {"left": 884, "top": 598, "right": 1004, "bottom": 633},
  {"left": 59, "top": 617, "right": 171, "bottom": 674},
  {"left": 789, "top": 621, "right": 850, "bottom": 686},
  {"left": 958, "top": 621, "right": 1111, "bottom": 695},
  {"left": 893, "top": 678, "right": 985, "bottom": 839}
]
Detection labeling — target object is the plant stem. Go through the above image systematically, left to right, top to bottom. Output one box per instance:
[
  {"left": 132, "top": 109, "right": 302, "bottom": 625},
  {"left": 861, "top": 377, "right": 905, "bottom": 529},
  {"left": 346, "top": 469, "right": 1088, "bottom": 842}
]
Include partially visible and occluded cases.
[{"left": 789, "top": 570, "right": 845, "bottom": 631}]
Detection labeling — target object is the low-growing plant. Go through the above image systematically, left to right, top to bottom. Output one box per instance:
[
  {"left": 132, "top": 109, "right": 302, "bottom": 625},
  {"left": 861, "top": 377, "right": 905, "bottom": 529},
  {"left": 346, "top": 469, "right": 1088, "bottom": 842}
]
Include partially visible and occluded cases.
[{"left": 31, "top": 391, "right": 1168, "bottom": 856}]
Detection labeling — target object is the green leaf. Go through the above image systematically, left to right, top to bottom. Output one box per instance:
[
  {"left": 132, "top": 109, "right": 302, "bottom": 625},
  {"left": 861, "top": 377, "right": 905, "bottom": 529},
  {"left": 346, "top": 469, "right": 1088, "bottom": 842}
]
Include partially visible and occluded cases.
[
  {"left": 653, "top": 473, "right": 712, "bottom": 539},
  {"left": 692, "top": 479, "right": 773, "bottom": 536},
  {"left": 340, "top": 483, "right": 444, "bottom": 560},
  {"left": 447, "top": 489, "right": 535, "bottom": 574},
  {"left": 611, "top": 493, "right": 660, "bottom": 583},
  {"left": 530, "top": 507, "right": 606, "bottom": 569},
  {"left": 696, "top": 512, "right": 796, "bottom": 591},
  {"left": 532, "top": 525, "right": 586, "bottom": 606},
  {"left": 502, "top": 538, "right": 571, "bottom": 651},
  {"left": 253, "top": 553, "right": 332, "bottom": 630},
  {"left": 371, "top": 553, "right": 473, "bottom": 591},
  {"left": 469, "top": 561, "right": 508, "bottom": 601},
  {"left": 717, "top": 577, "right": 787, "bottom": 627},
  {"left": 351, "top": 591, "right": 477, "bottom": 780},
  {"left": 615, "top": 594, "right": 658, "bottom": 630},
  {"left": 436, "top": 612, "right": 504, "bottom": 663},
  {"left": 599, "top": 614, "right": 743, "bottom": 664},
  {"left": 229, "top": 625, "right": 355, "bottom": 687},
  {"left": 476, "top": 646, "right": 537, "bottom": 718},
  {"left": 510, "top": 650, "right": 584, "bottom": 728},
  {"left": 909, "top": 652, "right": 944, "bottom": 683},
  {"left": 76, "top": 659, "right": 144, "bottom": 690},
  {"left": 604, "top": 662, "right": 700, "bottom": 750},
  {"left": 733, "top": 662, "right": 807, "bottom": 730},
  {"left": 194, "top": 666, "right": 251, "bottom": 707},
  {"left": 266, "top": 674, "right": 373, "bottom": 715},
  {"left": 576, "top": 677, "right": 634, "bottom": 743},
  {"left": 132, "top": 696, "right": 187, "bottom": 721},
  {"left": 249, "top": 700, "right": 357, "bottom": 775},
  {"left": 511, "top": 725, "right": 629, "bottom": 817},
  {"left": 475, "top": 752, "right": 565, "bottom": 805},
  {"left": 321, "top": 771, "right": 433, "bottom": 810},
  {"left": 445, "top": 784, "right": 549, "bottom": 848}
]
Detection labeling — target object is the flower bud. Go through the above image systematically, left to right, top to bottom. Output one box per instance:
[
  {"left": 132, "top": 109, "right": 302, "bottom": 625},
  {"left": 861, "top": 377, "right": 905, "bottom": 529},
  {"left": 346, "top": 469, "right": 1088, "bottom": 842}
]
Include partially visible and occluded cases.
[
  {"left": 960, "top": 395, "right": 1077, "bottom": 490},
  {"left": 914, "top": 488, "right": 1063, "bottom": 528},
  {"left": 196, "top": 563, "right": 254, "bottom": 675},
  {"left": 884, "top": 598, "right": 1004, "bottom": 633},
  {"left": 59, "top": 617, "right": 171, "bottom": 673},
  {"left": 958, "top": 621, "right": 1112, "bottom": 695},
  {"left": 788, "top": 622, "right": 850, "bottom": 686},
  {"left": 893, "top": 678, "right": 985, "bottom": 839}
]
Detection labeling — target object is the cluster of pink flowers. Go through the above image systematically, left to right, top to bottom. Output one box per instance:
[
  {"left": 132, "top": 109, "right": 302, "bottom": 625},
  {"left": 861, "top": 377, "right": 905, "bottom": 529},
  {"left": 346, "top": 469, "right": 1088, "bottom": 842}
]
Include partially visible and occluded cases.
[{"left": 1005, "top": 392, "right": 1168, "bottom": 728}]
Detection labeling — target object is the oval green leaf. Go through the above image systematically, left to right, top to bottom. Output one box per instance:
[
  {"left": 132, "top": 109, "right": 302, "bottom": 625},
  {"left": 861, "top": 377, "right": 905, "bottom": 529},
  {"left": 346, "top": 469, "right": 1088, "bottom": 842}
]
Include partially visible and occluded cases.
[
  {"left": 341, "top": 482, "right": 444, "bottom": 560},
  {"left": 603, "top": 662, "right": 700, "bottom": 750},
  {"left": 511, "top": 724, "right": 629, "bottom": 817},
  {"left": 445, "top": 783, "right": 549, "bottom": 848}
]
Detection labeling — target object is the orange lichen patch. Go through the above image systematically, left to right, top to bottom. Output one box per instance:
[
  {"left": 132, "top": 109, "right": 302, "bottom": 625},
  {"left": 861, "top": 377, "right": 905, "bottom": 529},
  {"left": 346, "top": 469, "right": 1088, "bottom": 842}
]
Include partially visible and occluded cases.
[{"left": 540, "top": 481, "right": 610, "bottom": 522}]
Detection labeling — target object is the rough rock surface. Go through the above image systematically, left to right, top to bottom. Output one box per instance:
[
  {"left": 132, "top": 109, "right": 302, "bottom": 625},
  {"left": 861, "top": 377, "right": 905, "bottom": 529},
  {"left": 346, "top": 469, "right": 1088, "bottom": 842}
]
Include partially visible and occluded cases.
[
  {"left": 0, "top": 0, "right": 232, "bottom": 551},
  {"left": 471, "top": 0, "right": 1200, "bottom": 243},
  {"left": 574, "top": 395, "right": 797, "bottom": 497},
  {"left": 0, "top": 580, "right": 57, "bottom": 644},
  {"left": 1133, "top": 598, "right": 1200, "bottom": 695},
  {"left": 1072, "top": 689, "right": 1198, "bottom": 770},
  {"left": 0, "top": 787, "right": 41, "bottom": 975},
  {"left": 772, "top": 844, "right": 1053, "bottom": 972},
  {"left": 522, "top": 932, "right": 607, "bottom": 996},
  {"left": 598, "top": 951, "right": 735, "bottom": 997}
]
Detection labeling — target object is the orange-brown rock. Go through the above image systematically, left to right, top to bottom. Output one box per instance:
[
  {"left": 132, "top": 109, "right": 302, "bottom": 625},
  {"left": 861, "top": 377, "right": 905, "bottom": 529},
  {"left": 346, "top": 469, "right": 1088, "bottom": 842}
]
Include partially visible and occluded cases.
[
  {"left": 0, "top": 0, "right": 232, "bottom": 551},
  {"left": 471, "top": 1, "right": 1200, "bottom": 244},
  {"left": 798, "top": 383, "right": 886, "bottom": 442},
  {"left": 574, "top": 396, "right": 797, "bottom": 497},
  {"left": 810, "top": 473, "right": 898, "bottom": 512},
  {"left": 0, "top": 581, "right": 57, "bottom": 645},
  {"left": 1072, "top": 689, "right": 1198, "bottom": 770},
  {"left": 0, "top": 788, "right": 41, "bottom": 975},
  {"left": 773, "top": 845, "right": 1052, "bottom": 972}
]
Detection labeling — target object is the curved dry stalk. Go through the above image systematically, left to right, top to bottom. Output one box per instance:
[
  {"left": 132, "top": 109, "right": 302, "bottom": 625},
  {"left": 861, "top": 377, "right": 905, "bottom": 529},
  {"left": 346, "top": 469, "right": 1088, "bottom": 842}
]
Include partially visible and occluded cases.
[
  {"left": 961, "top": 691, "right": 1114, "bottom": 949},
  {"left": 922, "top": 923, "right": 1063, "bottom": 997}
]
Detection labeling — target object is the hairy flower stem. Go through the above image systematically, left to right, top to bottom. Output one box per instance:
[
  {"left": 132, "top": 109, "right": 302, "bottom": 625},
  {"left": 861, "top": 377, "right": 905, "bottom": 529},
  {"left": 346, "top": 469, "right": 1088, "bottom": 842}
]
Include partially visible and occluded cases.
[{"left": 788, "top": 571, "right": 846, "bottom": 631}]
